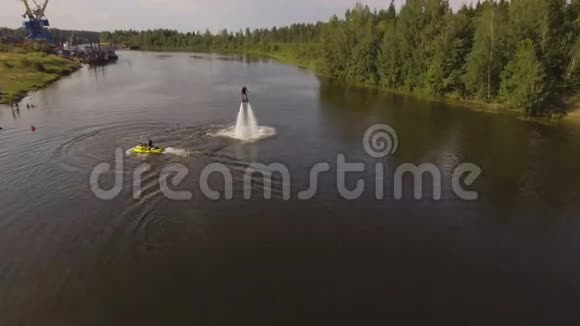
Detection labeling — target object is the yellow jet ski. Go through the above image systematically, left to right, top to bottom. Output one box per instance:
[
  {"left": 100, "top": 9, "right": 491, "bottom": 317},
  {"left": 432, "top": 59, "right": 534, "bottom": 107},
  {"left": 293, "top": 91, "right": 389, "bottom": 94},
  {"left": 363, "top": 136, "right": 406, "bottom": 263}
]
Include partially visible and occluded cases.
[{"left": 131, "top": 145, "right": 164, "bottom": 154}]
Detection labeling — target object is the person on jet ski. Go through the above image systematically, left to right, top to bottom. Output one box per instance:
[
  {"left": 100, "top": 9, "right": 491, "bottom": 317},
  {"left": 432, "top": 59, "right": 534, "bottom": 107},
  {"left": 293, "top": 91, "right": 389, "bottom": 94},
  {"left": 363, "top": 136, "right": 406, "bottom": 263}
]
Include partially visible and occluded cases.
[
  {"left": 241, "top": 86, "right": 249, "bottom": 103},
  {"left": 147, "top": 138, "right": 154, "bottom": 149}
]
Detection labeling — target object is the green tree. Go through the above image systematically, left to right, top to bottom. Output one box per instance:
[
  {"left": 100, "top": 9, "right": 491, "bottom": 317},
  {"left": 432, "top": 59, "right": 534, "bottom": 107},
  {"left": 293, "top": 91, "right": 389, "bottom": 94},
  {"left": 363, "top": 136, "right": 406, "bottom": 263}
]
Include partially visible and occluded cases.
[
  {"left": 396, "top": 0, "right": 429, "bottom": 90},
  {"left": 510, "top": 0, "right": 568, "bottom": 97},
  {"left": 463, "top": 1, "right": 511, "bottom": 100},
  {"left": 345, "top": 4, "right": 379, "bottom": 84},
  {"left": 420, "top": 11, "right": 472, "bottom": 95},
  {"left": 321, "top": 16, "right": 349, "bottom": 77},
  {"left": 378, "top": 18, "right": 402, "bottom": 88},
  {"left": 567, "top": 36, "right": 580, "bottom": 86},
  {"left": 500, "top": 40, "right": 546, "bottom": 114}
]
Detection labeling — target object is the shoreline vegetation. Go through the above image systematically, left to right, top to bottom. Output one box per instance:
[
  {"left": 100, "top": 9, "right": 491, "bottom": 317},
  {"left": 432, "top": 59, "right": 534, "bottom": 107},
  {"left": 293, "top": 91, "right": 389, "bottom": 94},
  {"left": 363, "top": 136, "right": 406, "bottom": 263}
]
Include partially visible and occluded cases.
[
  {"left": 2, "top": 0, "right": 578, "bottom": 119},
  {"left": 100, "top": 0, "right": 579, "bottom": 119},
  {"left": 118, "top": 43, "right": 578, "bottom": 121},
  {"left": 0, "top": 45, "right": 81, "bottom": 104},
  {"left": 134, "top": 45, "right": 516, "bottom": 115},
  {"left": 219, "top": 45, "right": 524, "bottom": 115},
  {"left": 244, "top": 47, "right": 580, "bottom": 122}
]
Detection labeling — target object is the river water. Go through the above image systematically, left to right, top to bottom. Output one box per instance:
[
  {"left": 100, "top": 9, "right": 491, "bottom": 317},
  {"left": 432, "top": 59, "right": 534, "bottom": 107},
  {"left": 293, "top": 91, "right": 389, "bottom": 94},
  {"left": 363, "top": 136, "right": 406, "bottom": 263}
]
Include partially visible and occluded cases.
[{"left": 1, "top": 51, "right": 580, "bottom": 325}]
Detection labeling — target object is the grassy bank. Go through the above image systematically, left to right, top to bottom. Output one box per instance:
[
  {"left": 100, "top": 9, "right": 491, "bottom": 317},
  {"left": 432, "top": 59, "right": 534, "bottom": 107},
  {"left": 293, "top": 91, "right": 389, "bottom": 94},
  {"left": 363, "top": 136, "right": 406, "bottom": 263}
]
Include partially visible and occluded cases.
[
  {"left": 137, "top": 43, "right": 322, "bottom": 71},
  {"left": 241, "top": 43, "right": 322, "bottom": 71},
  {"left": 0, "top": 48, "right": 81, "bottom": 104}
]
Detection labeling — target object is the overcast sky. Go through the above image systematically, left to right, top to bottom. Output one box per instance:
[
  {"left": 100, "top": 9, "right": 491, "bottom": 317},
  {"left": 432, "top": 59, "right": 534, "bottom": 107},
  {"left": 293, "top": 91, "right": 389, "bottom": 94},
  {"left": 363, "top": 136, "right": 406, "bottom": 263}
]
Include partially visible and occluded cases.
[{"left": 2, "top": 0, "right": 469, "bottom": 32}]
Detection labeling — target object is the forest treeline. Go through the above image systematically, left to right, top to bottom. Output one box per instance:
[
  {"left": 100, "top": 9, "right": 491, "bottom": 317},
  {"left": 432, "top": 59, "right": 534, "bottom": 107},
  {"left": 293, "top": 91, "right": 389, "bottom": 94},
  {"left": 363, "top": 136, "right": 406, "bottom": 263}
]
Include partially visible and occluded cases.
[{"left": 6, "top": 0, "right": 579, "bottom": 115}]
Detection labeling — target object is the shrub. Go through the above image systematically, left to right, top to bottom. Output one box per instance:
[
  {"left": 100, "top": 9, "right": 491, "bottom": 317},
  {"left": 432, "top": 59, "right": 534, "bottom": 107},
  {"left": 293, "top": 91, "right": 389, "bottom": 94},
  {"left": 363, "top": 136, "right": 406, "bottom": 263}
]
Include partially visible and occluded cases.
[
  {"left": 500, "top": 40, "right": 546, "bottom": 115},
  {"left": 32, "top": 62, "right": 46, "bottom": 72}
]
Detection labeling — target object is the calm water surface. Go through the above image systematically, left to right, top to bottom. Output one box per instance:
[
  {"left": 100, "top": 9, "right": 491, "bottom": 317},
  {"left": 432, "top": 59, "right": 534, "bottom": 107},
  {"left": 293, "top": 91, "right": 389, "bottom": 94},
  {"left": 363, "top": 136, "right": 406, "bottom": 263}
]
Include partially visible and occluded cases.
[{"left": 1, "top": 51, "right": 580, "bottom": 325}]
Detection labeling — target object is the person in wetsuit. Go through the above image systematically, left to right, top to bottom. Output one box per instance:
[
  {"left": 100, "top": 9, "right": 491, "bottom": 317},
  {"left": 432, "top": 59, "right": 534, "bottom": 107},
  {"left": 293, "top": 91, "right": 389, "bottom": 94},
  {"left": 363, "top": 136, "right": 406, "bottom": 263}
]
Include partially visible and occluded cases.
[
  {"left": 241, "top": 86, "right": 249, "bottom": 103},
  {"left": 147, "top": 139, "right": 154, "bottom": 149}
]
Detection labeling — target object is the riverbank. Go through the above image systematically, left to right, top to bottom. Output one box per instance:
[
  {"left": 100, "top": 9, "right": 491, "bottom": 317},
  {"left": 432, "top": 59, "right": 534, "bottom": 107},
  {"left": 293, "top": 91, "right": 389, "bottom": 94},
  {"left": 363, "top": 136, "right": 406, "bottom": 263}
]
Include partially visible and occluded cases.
[
  {"left": 184, "top": 44, "right": 572, "bottom": 120},
  {"left": 240, "top": 44, "right": 321, "bottom": 72},
  {"left": 258, "top": 46, "right": 580, "bottom": 121},
  {"left": 0, "top": 50, "right": 81, "bottom": 104}
]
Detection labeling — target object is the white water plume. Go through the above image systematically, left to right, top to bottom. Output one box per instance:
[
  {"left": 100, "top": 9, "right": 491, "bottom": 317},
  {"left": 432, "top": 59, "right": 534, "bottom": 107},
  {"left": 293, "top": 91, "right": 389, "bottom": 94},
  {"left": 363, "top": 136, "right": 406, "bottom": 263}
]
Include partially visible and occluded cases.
[{"left": 214, "top": 102, "right": 276, "bottom": 142}]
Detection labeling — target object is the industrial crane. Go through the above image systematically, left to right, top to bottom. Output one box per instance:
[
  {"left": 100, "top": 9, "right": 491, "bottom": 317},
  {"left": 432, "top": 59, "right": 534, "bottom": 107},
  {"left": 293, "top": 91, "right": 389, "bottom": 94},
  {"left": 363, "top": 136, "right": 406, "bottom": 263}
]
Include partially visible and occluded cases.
[{"left": 19, "top": 0, "right": 52, "bottom": 41}]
